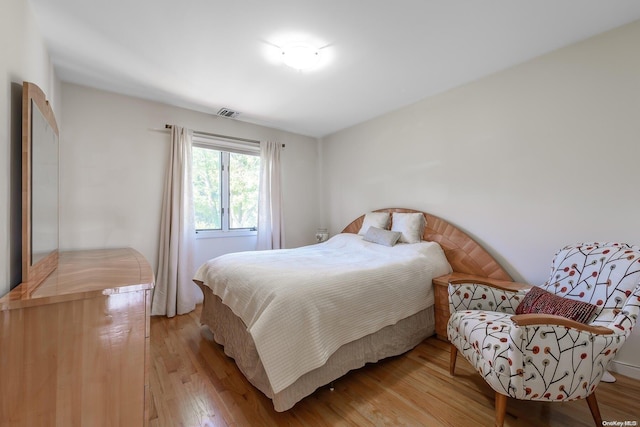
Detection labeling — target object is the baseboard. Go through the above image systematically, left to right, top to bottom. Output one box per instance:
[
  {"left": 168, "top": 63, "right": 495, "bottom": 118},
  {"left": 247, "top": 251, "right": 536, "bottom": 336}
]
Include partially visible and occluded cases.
[{"left": 609, "top": 360, "right": 640, "bottom": 380}]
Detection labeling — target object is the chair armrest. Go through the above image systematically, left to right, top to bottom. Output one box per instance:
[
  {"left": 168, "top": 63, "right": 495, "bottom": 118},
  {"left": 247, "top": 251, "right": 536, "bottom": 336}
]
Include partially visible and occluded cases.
[
  {"left": 449, "top": 278, "right": 531, "bottom": 292},
  {"left": 448, "top": 279, "right": 529, "bottom": 313},
  {"left": 606, "top": 284, "right": 640, "bottom": 334},
  {"left": 511, "top": 313, "right": 614, "bottom": 335}
]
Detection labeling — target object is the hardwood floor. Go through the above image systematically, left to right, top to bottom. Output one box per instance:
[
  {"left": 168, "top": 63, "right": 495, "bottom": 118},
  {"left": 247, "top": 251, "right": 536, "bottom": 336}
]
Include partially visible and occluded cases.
[{"left": 149, "top": 305, "right": 640, "bottom": 426}]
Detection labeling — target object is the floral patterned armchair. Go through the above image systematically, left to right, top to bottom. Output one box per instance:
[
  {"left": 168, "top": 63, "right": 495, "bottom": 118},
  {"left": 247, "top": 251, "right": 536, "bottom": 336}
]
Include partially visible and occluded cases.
[{"left": 447, "top": 242, "right": 640, "bottom": 427}]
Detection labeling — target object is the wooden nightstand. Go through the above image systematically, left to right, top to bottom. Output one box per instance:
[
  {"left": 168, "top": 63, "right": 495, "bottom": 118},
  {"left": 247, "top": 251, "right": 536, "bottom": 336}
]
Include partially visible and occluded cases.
[{"left": 432, "top": 273, "right": 530, "bottom": 341}]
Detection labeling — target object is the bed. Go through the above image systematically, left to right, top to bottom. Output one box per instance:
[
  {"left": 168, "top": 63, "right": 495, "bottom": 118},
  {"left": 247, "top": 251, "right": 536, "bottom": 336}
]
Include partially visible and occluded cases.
[{"left": 193, "top": 208, "right": 511, "bottom": 411}]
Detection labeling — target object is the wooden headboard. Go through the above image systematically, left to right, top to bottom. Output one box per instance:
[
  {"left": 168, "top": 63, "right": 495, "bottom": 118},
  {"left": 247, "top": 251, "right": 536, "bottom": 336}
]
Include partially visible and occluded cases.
[{"left": 341, "top": 208, "right": 512, "bottom": 281}]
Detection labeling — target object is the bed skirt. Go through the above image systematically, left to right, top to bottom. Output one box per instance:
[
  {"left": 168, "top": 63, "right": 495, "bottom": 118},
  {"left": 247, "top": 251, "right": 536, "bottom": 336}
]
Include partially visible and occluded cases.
[{"left": 199, "top": 287, "right": 436, "bottom": 412}]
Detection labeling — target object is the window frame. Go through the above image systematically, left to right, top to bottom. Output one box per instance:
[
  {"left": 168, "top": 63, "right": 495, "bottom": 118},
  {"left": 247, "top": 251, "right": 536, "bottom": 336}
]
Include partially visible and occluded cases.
[{"left": 192, "top": 135, "right": 260, "bottom": 239}]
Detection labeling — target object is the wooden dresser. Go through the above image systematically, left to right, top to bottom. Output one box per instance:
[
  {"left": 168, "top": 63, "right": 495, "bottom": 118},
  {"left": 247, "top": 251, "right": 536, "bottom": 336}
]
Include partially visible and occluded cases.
[
  {"left": 0, "top": 248, "right": 154, "bottom": 427},
  {"left": 433, "top": 272, "right": 529, "bottom": 341}
]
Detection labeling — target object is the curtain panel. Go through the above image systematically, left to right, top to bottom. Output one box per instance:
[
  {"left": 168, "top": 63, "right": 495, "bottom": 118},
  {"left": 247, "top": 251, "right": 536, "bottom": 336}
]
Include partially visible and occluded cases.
[
  {"left": 151, "top": 125, "right": 201, "bottom": 317},
  {"left": 256, "top": 141, "right": 284, "bottom": 250}
]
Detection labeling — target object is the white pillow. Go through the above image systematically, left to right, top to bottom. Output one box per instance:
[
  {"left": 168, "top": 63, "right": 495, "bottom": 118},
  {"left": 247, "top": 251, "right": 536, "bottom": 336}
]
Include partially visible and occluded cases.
[
  {"left": 357, "top": 212, "right": 390, "bottom": 235},
  {"left": 391, "top": 212, "right": 426, "bottom": 243},
  {"left": 363, "top": 226, "right": 402, "bottom": 247}
]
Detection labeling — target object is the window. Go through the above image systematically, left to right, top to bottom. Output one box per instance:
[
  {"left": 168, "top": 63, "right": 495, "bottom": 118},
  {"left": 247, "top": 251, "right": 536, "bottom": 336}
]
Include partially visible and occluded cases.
[{"left": 192, "top": 137, "right": 260, "bottom": 236}]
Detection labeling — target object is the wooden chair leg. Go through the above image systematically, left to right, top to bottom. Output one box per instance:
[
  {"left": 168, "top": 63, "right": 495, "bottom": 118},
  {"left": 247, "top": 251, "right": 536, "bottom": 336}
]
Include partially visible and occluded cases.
[
  {"left": 449, "top": 344, "right": 458, "bottom": 376},
  {"left": 495, "top": 392, "right": 508, "bottom": 427},
  {"left": 586, "top": 393, "right": 603, "bottom": 427}
]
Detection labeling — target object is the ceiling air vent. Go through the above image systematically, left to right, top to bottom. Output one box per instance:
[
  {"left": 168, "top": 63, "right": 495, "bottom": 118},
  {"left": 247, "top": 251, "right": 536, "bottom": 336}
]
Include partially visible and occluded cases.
[{"left": 216, "top": 108, "right": 240, "bottom": 119}]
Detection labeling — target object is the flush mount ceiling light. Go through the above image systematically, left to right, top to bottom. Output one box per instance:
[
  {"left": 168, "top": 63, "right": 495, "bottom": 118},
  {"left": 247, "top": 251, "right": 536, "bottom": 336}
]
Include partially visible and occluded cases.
[
  {"left": 262, "top": 34, "right": 329, "bottom": 71},
  {"left": 281, "top": 43, "right": 320, "bottom": 70}
]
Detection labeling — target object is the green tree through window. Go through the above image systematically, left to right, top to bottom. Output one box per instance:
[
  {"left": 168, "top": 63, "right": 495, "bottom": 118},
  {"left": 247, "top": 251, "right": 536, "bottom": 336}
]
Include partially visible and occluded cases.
[
  {"left": 192, "top": 145, "right": 259, "bottom": 232},
  {"left": 193, "top": 147, "right": 222, "bottom": 229},
  {"left": 229, "top": 152, "right": 259, "bottom": 229}
]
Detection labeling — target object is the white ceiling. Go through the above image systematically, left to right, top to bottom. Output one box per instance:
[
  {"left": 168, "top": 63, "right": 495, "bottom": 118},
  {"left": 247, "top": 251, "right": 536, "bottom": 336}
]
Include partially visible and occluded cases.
[{"left": 28, "top": 0, "right": 640, "bottom": 138}]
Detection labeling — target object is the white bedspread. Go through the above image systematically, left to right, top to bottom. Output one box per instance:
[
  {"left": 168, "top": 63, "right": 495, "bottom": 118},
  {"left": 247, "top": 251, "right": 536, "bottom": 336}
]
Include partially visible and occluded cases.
[{"left": 194, "top": 233, "right": 452, "bottom": 393}]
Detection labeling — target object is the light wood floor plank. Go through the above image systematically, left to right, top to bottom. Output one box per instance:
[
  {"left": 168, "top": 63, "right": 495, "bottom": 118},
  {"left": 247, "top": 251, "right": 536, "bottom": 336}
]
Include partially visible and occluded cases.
[{"left": 149, "top": 305, "right": 640, "bottom": 426}]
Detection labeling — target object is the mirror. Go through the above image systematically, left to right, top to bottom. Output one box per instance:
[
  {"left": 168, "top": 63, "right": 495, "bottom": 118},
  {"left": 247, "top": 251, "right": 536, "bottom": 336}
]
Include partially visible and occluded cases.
[
  {"left": 22, "top": 82, "right": 59, "bottom": 287},
  {"left": 30, "top": 100, "right": 59, "bottom": 264}
]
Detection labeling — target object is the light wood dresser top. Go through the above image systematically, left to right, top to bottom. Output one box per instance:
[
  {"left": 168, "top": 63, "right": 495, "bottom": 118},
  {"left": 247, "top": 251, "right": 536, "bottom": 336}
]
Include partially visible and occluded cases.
[{"left": 1, "top": 247, "right": 154, "bottom": 310}]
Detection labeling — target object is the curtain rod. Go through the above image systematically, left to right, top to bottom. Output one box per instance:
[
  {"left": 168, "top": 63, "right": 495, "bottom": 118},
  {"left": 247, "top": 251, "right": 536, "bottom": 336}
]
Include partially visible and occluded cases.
[{"left": 164, "top": 124, "right": 284, "bottom": 147}]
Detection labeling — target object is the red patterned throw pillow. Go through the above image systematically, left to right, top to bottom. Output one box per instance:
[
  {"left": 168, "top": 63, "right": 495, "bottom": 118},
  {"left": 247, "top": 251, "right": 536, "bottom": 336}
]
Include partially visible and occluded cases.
[{"left": 515, "top": 286, "right": 598, "bottom": 324}]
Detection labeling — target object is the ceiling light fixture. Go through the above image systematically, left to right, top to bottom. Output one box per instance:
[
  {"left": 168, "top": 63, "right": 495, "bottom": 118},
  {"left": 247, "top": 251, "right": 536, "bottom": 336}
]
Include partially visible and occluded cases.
[{"left": 281, "top": 43, "right": 320, "bottom": 70}]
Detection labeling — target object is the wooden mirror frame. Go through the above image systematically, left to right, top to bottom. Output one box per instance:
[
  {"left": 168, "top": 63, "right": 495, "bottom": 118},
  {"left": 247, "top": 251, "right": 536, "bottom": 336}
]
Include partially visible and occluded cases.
[{"left": 22, "top": 82, "right": 59, "bottom": 289}]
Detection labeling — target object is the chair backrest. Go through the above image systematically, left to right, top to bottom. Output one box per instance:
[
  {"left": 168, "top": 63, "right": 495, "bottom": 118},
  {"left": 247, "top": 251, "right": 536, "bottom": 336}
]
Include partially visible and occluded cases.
[{"left": 542, "top": 242, "right": 640, "bottom": 325}]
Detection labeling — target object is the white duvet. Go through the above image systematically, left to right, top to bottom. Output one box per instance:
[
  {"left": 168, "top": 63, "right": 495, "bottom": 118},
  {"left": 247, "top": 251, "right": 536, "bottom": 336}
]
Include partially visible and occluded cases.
[{"left": 194, "top": 233, "right": 452, "bottom": 393}]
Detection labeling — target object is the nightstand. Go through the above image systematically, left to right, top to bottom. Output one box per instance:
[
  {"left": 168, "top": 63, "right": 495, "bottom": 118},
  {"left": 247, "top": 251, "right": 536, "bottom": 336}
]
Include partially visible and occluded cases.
[{"left": 432, "top": 273, "right": 530, "bottom": 341}]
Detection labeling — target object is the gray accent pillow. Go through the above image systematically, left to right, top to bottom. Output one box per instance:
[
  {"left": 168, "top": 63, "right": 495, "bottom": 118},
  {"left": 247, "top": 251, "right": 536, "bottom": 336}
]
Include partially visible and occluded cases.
[{"left": 363, "top": 226, "right": 402, "bottom": 247}]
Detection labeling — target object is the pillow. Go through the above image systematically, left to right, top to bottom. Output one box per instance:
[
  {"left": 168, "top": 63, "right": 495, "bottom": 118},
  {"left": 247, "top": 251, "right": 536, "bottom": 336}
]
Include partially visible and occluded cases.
[
  {"left": 357, "top": 212, "right": 390, "bottom": 235},
  {"left": 390, "top": 212, "right": 425, "bottom": 243},
  {"left": 363, "top": 226, "right": 402, "bottom": 247},
  {"left": 515, "top": 286, "right": 598, "bottom": 324}
]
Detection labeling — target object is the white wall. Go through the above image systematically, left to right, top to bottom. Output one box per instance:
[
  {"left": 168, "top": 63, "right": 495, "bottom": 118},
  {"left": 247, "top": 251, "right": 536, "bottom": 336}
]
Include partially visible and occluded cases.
[
  {"left": 0, "top": 0, "right": 60, "bottom": 295},
  {"left": 321, "top": 21, "right": 640, "bottom": 377},
  {"left": 60, "top": 83, "right": 320, "bottom": 279}
]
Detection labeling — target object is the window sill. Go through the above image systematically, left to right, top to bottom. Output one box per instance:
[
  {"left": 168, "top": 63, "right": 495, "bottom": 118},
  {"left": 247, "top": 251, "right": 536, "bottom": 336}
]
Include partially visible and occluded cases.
[{"left": 195, "top": 230, "right": 257, "bottom": 239}]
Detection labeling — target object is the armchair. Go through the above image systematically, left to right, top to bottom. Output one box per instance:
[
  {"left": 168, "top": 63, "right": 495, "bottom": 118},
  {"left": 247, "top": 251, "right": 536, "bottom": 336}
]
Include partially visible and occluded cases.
[{"left": 447, "top": 242, "right": 640, "bottom": 427}]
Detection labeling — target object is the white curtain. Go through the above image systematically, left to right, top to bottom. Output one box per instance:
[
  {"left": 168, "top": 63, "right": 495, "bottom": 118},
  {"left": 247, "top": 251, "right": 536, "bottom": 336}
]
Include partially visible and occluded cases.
[
  {"left": 151, "top": 125, "right": 201, "bottom": 317},
  {"left": 256, "top": 141, "right": 284, "bottom": 250}
]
